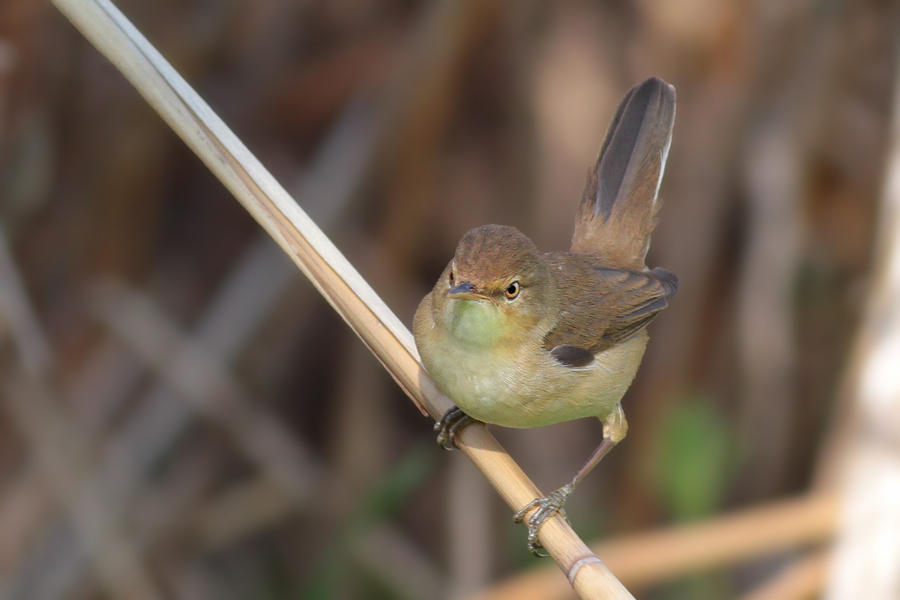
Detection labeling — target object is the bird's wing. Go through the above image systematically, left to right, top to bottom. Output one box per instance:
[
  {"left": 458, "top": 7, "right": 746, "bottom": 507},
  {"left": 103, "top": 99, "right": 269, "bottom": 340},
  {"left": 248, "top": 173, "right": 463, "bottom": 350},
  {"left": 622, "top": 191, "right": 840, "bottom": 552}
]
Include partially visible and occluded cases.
[{"left": 542, "top": 257, "right": 678, "bottom": 367}]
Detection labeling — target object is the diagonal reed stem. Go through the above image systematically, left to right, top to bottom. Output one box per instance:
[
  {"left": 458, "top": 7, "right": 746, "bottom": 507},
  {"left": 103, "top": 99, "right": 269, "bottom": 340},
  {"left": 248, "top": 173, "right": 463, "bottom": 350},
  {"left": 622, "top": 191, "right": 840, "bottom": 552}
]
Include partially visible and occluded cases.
[{"left": 51, "top": 0, "right": 634, "bottom": 596}]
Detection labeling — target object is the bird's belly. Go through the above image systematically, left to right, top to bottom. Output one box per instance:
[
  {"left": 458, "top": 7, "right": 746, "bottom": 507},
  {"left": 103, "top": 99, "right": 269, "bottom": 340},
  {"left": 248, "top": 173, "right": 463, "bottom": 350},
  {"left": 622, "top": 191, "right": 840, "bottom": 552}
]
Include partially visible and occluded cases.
[{"left": 429, "top": 332, "right": 648, "bottom": 429}]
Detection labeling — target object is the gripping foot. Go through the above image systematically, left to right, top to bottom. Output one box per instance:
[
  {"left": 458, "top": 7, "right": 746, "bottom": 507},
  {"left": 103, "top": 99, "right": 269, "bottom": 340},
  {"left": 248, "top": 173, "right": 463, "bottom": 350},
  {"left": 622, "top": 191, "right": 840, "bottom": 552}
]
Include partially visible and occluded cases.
[
  {"left": 434, "top": 407, "right": 475, "bottom": 450},
  {"left": 513, "top": 484, "right": 574, "bottom": 557}
]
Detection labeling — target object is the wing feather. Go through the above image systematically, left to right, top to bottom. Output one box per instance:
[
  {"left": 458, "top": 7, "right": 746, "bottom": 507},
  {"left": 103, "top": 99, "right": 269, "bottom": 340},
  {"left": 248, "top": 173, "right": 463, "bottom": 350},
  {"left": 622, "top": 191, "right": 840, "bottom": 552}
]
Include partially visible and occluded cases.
[{"left": 543, "top": 255, "right": 677, "bottom": 365}]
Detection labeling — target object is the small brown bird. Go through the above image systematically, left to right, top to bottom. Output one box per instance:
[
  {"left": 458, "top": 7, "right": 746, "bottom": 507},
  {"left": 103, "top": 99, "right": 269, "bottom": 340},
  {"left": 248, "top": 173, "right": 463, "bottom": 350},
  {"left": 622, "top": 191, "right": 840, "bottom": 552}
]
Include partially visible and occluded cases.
[{"left": 413, "top": 77, "right": 677, "bottom": 555}]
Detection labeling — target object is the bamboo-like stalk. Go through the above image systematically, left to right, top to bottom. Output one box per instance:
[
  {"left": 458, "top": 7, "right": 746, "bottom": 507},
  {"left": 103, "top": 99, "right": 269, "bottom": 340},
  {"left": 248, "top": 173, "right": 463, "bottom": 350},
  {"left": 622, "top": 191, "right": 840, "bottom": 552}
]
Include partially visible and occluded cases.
[{"left": 50, "top": 0, "right": 633, "bottom": 596}]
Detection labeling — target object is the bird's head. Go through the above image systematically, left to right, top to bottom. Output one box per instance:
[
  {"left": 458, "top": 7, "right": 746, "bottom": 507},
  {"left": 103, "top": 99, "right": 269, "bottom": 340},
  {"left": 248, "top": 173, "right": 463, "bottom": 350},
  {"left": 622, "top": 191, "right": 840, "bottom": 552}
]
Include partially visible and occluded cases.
[{"left": 434, "top": 225, "right": 553, "bottom": 346}]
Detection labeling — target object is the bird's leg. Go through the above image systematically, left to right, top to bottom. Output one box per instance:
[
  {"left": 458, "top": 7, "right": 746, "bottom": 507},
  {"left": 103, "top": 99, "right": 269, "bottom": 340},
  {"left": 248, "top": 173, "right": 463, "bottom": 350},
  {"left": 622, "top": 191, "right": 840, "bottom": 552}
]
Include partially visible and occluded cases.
[
  {"left": 514, "top": 404, "right": 628, "bottom": 557},
  {"left": 434, "top": 406, "right": 478, "bottom": 450}
]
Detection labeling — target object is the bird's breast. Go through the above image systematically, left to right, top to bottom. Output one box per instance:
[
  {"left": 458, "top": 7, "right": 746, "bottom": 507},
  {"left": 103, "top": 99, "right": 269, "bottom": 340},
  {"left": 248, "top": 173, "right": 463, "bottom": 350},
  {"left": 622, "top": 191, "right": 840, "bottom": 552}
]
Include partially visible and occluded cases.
[{"left": 414, "top": 293, "right": 649, "bottom": 428}]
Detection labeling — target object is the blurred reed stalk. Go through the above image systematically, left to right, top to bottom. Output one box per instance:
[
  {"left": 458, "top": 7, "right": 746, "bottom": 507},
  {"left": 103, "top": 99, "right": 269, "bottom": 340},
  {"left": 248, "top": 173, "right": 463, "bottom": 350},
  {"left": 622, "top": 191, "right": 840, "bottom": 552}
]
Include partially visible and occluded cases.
[
  {"left": 49, "top": 0, "right": 633, "bottom": 596},
  {"left": 822, "top": 37, "right": 900, "bottom": 600},
  {"left": 0, "top": 232, "right": 163, "bottom": 599},
  {"left": 470, "top": 491, "right": 837, "bottom": 600},
  {"left": 739, "top": 550, "right": 830, "bottom": 600}
]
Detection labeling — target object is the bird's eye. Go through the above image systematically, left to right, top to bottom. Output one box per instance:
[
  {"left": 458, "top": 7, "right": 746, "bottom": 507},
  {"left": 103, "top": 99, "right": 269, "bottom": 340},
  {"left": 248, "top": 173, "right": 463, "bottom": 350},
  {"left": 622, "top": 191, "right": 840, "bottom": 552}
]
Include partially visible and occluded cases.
[
  {"left": 448, "top": 270, "right": 455, "bottom": 285},
  {"left": 505, "top": 281, "right": 520, "bottom": 299}
]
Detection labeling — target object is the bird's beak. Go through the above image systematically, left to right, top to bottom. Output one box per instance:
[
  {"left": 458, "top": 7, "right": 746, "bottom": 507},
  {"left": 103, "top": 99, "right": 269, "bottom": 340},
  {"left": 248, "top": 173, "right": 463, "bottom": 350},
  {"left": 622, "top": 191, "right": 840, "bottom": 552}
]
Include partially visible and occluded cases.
[{"left": 448, "top": 281, "right": 489, "bottom": 301}]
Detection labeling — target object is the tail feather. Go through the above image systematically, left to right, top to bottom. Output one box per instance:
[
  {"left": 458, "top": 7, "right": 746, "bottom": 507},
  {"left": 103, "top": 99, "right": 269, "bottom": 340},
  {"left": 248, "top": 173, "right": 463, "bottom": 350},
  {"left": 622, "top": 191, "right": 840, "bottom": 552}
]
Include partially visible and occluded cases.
[{"left": 571, "top": 77, "right": 676, "bottom": 269}]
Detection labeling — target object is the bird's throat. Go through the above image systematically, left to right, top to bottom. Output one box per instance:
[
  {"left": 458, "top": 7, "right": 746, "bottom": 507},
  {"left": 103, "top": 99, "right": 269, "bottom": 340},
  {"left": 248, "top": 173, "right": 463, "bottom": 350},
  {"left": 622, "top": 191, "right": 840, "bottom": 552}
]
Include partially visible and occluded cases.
[{"left": 445, "top": 300, "right": 514, "bottom": 348}]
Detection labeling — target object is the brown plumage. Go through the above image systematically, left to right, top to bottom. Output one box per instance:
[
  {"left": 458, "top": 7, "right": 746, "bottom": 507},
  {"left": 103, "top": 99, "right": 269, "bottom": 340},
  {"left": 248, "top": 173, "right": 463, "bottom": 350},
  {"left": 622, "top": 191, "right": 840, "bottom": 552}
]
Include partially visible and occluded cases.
[
  {"left": 572, "top": 76, "right": 675, "bottom": 268},
  {"left": 450, "top": 225, "right": 546, "bottom": 295},
  {"left": 542, "top": 257, "right": 678, "bottom": 359}
]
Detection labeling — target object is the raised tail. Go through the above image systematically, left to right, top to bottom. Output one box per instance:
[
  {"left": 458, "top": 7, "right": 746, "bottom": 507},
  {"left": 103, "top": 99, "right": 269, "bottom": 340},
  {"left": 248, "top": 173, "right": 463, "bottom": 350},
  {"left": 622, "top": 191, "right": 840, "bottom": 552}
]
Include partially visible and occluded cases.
[{"left": 571, "top": 77, "right": 676, "bottom": 269}]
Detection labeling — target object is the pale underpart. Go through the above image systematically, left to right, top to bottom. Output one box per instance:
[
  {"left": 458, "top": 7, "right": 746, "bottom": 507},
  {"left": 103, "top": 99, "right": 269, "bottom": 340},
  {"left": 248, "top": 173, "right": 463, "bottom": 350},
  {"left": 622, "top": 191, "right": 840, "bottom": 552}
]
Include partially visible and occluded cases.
[{"left": 414, "top": 292, "right": 648, "bottom": 429}]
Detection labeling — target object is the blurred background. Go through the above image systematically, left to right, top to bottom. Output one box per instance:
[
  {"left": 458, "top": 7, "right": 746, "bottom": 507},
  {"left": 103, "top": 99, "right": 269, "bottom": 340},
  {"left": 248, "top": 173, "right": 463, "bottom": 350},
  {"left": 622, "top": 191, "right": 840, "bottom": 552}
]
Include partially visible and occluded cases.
[{"left": 1, "top": 0, "right": 899, "bottom": 598}]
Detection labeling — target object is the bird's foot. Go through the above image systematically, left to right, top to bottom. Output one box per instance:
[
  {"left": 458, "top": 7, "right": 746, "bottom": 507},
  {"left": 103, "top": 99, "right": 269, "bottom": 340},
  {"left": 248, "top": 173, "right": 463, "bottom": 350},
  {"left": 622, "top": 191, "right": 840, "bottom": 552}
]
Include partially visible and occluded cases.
[
  {"left": 434, "top": 407, "right": 475, "bottom": 450},
  {"left": 513, "top": 484, "right": 574, "bottom": 557}
]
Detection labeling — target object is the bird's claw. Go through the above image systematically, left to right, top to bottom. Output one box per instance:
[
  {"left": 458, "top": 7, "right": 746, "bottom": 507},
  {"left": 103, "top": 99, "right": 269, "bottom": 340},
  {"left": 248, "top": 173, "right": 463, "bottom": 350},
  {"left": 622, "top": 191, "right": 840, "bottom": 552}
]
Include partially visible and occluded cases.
[
  {"left": 434, "top": 407, "right": 475, "bottom": 450},
  {"left": 513, "top": 485, "right": 573, "bottom": 557}
]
